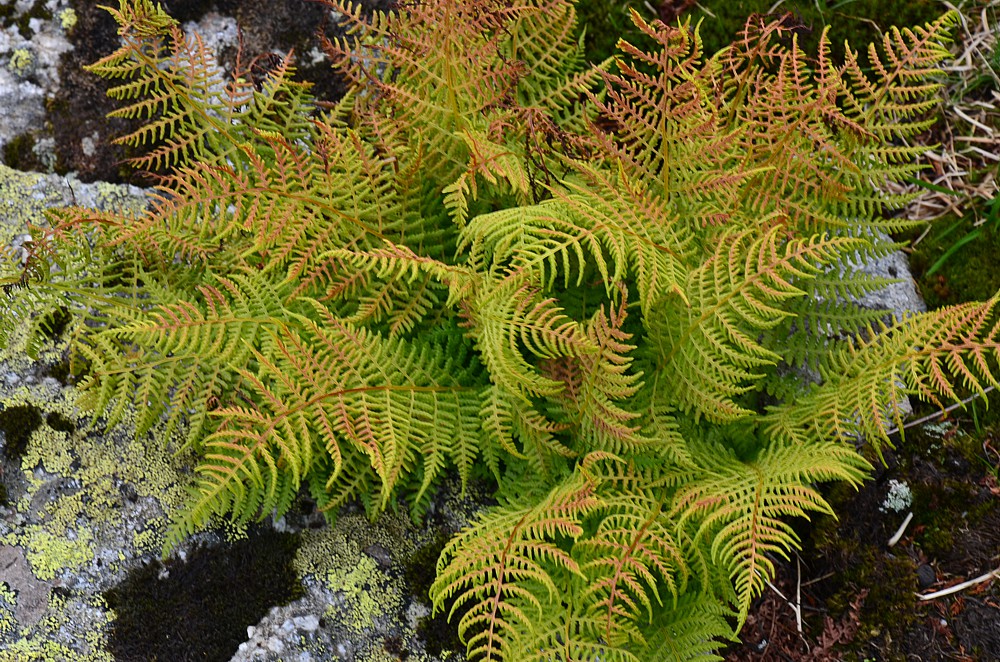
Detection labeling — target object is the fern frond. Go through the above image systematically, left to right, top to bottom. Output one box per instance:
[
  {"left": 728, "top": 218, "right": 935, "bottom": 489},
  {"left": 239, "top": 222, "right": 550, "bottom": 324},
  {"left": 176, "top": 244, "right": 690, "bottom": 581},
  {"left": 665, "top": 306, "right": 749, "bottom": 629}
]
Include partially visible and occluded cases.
[
  {"left": 86, "top": 2, "right": 246, "bottom": 172},
  {"left": 593, "top": 12, "right": 748, "bottom": 226},
  {"left": 842, "top": 12, "right": 958, "bottom": 141},
  {"left": 444, "top": 130, "right": 533, "bottom": 228},
  {"left": 463, "top": 161, "right": 691, "bottom": 319},
  {"left": 654, "top": 227, "right": 865, "bottom": 422},
  {"left": 76, "top": 269, "right": 286, "bottom": 444},
  {"left": 471, "top": 283, "right": 595, "bottom": 400},
  {"left": 542, "top": 291, "right": 647, "bottom": 455},
  {"left": 763, "top": 296, "right": 1000, "bottom": 456},
  {"left": 170, "top": 303, "right": 484, "bottom": 544},
  {"left": 674, "top": 433, "right": 869, "bottom": 623},
  {"left": 431, "top": 466, "right": 601, "bottom": 662},
  {"left": 576, "top": 490, "right": 685, "bottom": 648},
  {"left": 637, "top": 589, "right": 736, "bottom": 661},
  {"left": 504, "top": 600, "right": 642, "bottom": 662}
]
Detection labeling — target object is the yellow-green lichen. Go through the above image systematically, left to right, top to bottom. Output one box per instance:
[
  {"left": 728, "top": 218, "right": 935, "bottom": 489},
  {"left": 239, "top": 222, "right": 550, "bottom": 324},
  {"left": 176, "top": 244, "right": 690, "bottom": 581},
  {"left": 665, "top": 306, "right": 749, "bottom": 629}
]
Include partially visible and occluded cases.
[
  {"left": 58, "top": 8, "right": 77, "bottom": 30},
  {"left": 6, "top": 48, "right": 33, "bottom": 76},
  {"left": 295, "top": 513, "right": 418, "bottom": 638},
  {"left": 18, "top": 528, "right": 93, "bottom": 581},
  {"left": 0, "top": 582, "right": 15, "bottom": 635},
  {"left": 0, "top": 592, "right": 114, "bottom": 662},
  {"left": 0, "top": 594, "right": 114, "bottom": 662}
]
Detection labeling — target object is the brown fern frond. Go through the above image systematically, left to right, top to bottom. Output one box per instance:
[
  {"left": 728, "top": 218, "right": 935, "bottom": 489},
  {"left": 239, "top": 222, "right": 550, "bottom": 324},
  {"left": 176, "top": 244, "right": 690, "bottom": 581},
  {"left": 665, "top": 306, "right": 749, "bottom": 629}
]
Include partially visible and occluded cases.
[
  {"left": 592, "top": 11, "right": 747, "bottom": 220},
  {"left": 543, "top": 290, "right": 646, "bottom": 455}
]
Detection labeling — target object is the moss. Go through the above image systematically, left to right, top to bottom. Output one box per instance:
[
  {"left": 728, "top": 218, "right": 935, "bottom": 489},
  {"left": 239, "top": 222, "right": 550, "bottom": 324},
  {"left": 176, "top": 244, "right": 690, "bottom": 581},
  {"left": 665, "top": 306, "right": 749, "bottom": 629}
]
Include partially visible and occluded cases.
[
  {"left": 0, "top": 0, "right": 53, "bottom": 39},
  {"left": 685, "top": 0, "right": 943, "bottom": 63},
  {"left": 575, "top": 1, "right": 658, "bottom": 64},
  {"left": 50, "top": 2, "right": 133, "bottom": 182},
  {"left": 2, "top": 133, "right": 46, "bottom": 172},
  {"left": 906, "top": 213, "right": 1000, "bottom": 309},
  {"left": 0, "top": 404, "right": 43, "bottom": 461},
  {"left": 45, "top": 411, "right": 75, "bottom": 434},
  {"left": 103, "top": 528, "right": 302, "bottom": 662},
  {"left": 405, "top": 532, "right": 466, "bottom": 657},
  {"left": 820, "top": 532, "right": 921, "bottom": 640}
]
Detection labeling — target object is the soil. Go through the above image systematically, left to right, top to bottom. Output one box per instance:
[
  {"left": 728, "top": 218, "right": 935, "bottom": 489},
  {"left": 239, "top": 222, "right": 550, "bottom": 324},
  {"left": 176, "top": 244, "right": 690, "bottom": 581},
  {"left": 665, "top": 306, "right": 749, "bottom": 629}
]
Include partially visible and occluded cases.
[{"left": 724, "top": 418, "right": 1000, "bottom": 661}]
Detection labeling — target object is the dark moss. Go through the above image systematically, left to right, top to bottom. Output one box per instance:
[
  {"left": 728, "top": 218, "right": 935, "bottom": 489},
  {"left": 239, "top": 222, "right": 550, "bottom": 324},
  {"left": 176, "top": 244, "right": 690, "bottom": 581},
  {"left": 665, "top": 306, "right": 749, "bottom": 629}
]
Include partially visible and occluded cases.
[
  {"left": 0, "top": 0, "right": 53, "bottom": 39},
  {"left": 159, "top": 0, "right": 215, "bottom": 23},
  {"left": 683, "top": 0, "right": 944, "bottom": 64},
  {"left": 53, "top": 1, "right": 135, "bottom": 183},
  {"left": 575, "top": 1, "right": 658, "bottom": 64},
  {"left": 2, "top": 133, "right": 46, "bottom": 172},
  {"left": 905, "top": 213, "right": 1000, "bottom": 310},
  {"left": 0, "top": 403, "right": 43, "bottom": 461},
  {"left": 45, "top": 411, "right": 76, "bottom": 434},
  {"left": 0, "top": 481, "right": 7, "bottom": 506},
  {"left": 816, "top": 527, "right": 921, "bottom": 639},
  {"left": 103, "top": 528, "right": 303, "bottom": 662},
  {"left": 403, "top": 531, "right": 451, "bottom": 604},
  {"left": 405, "top": 531, "right": 467, "bottom": 656},
  {"left": 383, "top": 634, "right": 410, "bottom": 660}
]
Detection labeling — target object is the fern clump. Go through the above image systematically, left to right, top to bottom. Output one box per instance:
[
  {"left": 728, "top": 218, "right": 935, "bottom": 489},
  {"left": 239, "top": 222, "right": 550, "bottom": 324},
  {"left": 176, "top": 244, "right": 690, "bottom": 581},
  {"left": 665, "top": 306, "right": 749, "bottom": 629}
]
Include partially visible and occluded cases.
[{"left": 3, "top": 1, "right": 997, "bottom": 659}]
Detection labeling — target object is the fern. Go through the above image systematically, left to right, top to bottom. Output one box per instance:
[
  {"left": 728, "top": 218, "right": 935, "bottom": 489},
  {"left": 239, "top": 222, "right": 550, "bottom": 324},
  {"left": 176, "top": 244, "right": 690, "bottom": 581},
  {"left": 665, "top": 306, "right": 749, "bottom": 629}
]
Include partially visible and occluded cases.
[{"left": 3, "top": 2, "right": 994, "bottom": 660}]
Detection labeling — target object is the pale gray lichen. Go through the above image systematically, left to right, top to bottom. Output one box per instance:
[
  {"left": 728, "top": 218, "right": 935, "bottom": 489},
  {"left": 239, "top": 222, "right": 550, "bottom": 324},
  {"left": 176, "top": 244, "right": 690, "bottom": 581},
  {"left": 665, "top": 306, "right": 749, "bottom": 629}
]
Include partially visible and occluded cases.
[{"left": 881, "top": 479, "right": 913, "bottom": 513}]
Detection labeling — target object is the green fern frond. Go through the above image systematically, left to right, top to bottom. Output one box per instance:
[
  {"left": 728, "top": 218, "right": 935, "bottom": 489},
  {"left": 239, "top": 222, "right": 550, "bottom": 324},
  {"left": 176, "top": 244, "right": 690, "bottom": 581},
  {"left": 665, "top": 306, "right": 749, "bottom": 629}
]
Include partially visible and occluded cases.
[
  {"left": 86, "top": 1, "right": 242, "bottom": 172},
  {"left": 462, "top": 161, "right": 691, "bottom": 319},
  {"left": 654, "top": 227, "right": 865, "bottom": 422},
  {"left": 76, "top": 269, "right": 287, "bottom": 445},
  {"left": 471, "top": 283, "right": 595, "bottom": 400},
  {"left": 763, "top": 296, "right": 1000, "bottom": 456},
  {"left": 170, "top": 302, "right": 485, "bottom": 545},
  {"left": 674, "top": 432, "right": 869, "bottom": 623},
  {"left": 431, "top": 465, "right": 601, "bottom": 662},
  {"left": 576, "top": 490, "right": 685, "bottom": 647},
  {"left": 637, "top": 589, "right": 736, "bottom": 661},
  {"left": 504, "top": 601, "right": 643, "bottom": 662}
]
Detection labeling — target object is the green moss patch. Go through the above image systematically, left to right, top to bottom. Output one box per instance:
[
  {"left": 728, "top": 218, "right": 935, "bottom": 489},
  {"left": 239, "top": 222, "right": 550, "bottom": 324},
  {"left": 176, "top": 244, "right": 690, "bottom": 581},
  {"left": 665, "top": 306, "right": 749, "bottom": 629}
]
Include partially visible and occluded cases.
[
  {"left": 682, "top": 0, "right": 943, "bottom": 62},
  {"left": 1, "top": 133, "right": 46, "bottom": 173},
  {"left": 906, "top": 213, "right": 1000, "bottom": 309},
  {"left": 0, "top": 403, "right": 43, "bottom": 461},
  {"left": 103, "top": 528, "right": 303, "bottom": 662},
  {"left": 404, "top": 532, "right": 466, "bottom": 657}
]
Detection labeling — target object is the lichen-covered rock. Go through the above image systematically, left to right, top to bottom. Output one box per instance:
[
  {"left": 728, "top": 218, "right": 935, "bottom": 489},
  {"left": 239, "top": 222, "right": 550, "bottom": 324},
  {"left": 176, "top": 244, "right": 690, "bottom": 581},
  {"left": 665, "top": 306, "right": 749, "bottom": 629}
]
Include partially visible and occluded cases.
[{"left": 0, "top": 0, "right": 76, "bottom": 170}]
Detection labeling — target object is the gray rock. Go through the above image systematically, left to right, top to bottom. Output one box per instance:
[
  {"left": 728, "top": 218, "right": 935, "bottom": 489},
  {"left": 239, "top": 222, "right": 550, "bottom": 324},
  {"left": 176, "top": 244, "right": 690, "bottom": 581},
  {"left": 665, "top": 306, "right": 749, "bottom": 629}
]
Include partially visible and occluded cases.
[{"left": 0, "top": 1, "right": 76, "bottom": 162}]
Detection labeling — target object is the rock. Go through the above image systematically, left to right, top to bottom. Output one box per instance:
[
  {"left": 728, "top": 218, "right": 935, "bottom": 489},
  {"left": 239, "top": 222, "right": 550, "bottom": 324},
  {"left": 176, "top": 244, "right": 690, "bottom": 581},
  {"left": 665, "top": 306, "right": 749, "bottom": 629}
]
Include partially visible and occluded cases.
[{"left": 917, "top": 563, "right": 936, "bottom": 589}]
